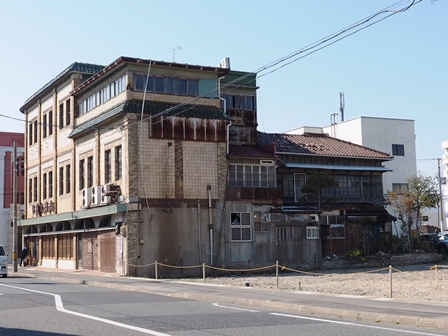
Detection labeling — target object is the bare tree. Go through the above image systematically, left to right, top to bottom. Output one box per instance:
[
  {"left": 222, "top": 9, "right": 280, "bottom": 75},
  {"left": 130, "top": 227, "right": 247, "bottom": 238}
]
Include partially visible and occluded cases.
[{"left": 387, "top": 172, "right": 439, "bottom": 251}]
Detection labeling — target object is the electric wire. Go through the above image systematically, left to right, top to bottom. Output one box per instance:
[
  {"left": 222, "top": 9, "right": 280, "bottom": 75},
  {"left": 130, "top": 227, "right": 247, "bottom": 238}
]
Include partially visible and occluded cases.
[{"left": 0, "top": 0, "right": 422, "bottom": 135}]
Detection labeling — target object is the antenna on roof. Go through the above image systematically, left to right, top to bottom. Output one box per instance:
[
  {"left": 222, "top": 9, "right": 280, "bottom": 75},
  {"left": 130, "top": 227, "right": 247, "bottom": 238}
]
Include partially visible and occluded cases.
[
  {"left": 167, "top": 46, "right": 182, "bottom": 62},
  {"left": 339, "top": 92, "right": 345, "bottom": 122}
]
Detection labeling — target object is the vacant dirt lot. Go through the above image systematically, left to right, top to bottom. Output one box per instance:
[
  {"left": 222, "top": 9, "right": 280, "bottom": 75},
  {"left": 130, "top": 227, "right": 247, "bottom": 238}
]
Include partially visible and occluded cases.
[{"left": 176, "top": 259, "right": 448, "bottom": 303}]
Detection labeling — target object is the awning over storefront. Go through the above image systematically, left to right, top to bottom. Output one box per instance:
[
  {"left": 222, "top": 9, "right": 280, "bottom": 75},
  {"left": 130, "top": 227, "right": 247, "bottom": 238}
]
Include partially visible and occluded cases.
[
  {"left": 285, "top": 163, "right": 392, "bottom": 172},
  {"left": 19, "top": 203, "right": 128, "bottom": 227}
]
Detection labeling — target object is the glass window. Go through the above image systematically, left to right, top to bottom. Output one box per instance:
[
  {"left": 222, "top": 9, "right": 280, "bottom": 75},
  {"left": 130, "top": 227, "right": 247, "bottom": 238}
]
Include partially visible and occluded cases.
[
  {"left": 134, "top": 74, "right": 145, "bottom": 91},
  {"left": 154, "top": 76, "right": 164, "bottom": 93},
  {"left": 165, "top": 77, "right": 175, "bottom": 94},
  {"left": 177, "top": 79, "right": 187, "bottom": 95},
  {"left": 187, "top": 79, "right": 198, "bottom": 96},
  {"left": 110, "top": 82, "right": 116, "bottom": 98},
  {"left": 65, "top": 99, "right": 71, "bottom": 126},
  {"left": 59, "top": 104, "right": 64, "bottom": 129},
  {"left": 48, "top": 111, "right": 53, "bottom": 135},
  {"left": 42, "top": 115, "right": 47, "bottom": 138},
  {"left": 33, "top": 120, "right": 37, "bottom": 143},
  {"left": 28, "top": 123, "right": 33, "bottom": 145},
  {"left": 392, "top": 144, "right": 405, "bottom": 156},
  {"left": 115, "top": 145, "right": 122, "bottom": 181},
  {"left": 105, "top": 149, "right": 111, "bottom": 183},
  {"left": 87, "top": 156, "right": 93, "bottom": 188},
  {"left": 79, "top": 159, "right": 85, "bottom": 190},
  {"left": 228, "top": 163, "right": 276, "bottom": 188},
  {"left": 66, "top": 164, "right": 71, "bottom": 194},
  {"left": 59, "top": 167, "right": 64, "bottom": 196},
  {"left": 48, "top": 171, "right": 53, "bottom": 198},
  {"left": 43, "top": 173, "right": 47, "bottom": 199},
  {"left": 294, "top": 173, "right": 306, "bottom": 202},
  {"left": 33, "top": 177, "right": 37, "bottom": 202},
  {"left": 28, "top": 178, "right": 32, "bottom": 203},
  {"left": 392, "top": 183, "right": 408, "bottom": 193},
  {"left": 230, "top": 212, "right": 252, "bottom": 242},
  {"left": 306, "top": 226, "right": 319, "bottom": 239}
]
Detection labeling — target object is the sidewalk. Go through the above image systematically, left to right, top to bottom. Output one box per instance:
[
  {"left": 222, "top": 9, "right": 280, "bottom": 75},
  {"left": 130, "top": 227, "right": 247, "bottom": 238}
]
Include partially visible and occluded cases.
[{"left": 10, "top": 265, "right": 448, "bottom": 331}]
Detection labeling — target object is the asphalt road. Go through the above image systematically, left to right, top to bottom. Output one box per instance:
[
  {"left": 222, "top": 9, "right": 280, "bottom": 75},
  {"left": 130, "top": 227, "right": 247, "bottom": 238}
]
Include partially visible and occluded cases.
[{"left": 0, "top": 277, "right": 446, "bottom": 336}]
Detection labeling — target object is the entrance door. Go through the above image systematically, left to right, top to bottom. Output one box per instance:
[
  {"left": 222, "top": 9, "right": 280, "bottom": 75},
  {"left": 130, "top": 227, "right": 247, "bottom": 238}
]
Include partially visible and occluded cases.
[{"left": 99, "top": 232, "right": 115, "bottom": 273}]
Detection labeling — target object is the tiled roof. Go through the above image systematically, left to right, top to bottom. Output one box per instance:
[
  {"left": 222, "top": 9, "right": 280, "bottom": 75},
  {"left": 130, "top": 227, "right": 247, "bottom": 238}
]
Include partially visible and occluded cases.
[
  {"left": 21, "top": 62, "right": 105, "bottom": 111},
  {"left": 69, "top": 100, "right": 228, "bottom": 138},
  {"left": 125, "top": 100, "right": 229, "bottom": 120},
  {"left": 69, "top": 101, "right": 126, "bottom": 138},
  {"left": 257, "top": 131, "right": 390, "bottom": 159},
  {"left": 228, "top": 145, "right": 277, "bottom": 159}
]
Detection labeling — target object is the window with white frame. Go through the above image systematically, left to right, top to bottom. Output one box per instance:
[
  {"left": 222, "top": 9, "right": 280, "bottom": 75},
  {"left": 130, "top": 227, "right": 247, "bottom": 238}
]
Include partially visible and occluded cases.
[
  {"left": 78, "top": 75, "right": 126, "bottom": 116},
  {"left": 228, "top": 162, "right": 276, "bottom": 187},
  {"left": 294, "top": 173, "right": 306, "bottom": 201},
  {"left": 254, "top": 211, "right": 270, "bottom": 232},
  {"left": 230, "top": 212, "right": 252, "bottom": 242},
  {"left": 306, "top": 226, "right": 319, "bottom": 239}
]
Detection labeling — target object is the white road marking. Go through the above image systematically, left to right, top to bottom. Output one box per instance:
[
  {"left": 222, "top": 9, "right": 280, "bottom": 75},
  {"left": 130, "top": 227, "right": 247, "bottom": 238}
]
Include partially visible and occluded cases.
[
  {"left": 0, "top": 284, "right": 172, "bottom": 336},
  {"left": 212, "top": 303, "right": 259, "bottom": 312},
  {"left": 271, "top": 313, "right": 442, "bottom": 335}
]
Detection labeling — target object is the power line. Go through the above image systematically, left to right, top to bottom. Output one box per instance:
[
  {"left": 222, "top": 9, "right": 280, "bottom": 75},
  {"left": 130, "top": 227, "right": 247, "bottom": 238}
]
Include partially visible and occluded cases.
[{"left": 0, "top": 0, "right": 423, "bottom": 136}]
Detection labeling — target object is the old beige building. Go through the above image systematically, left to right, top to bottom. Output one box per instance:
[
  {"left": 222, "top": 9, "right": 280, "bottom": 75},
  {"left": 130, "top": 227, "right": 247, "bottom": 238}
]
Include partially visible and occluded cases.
[{"left": 20, "top": 57, "right": 234, "bottom": 276}]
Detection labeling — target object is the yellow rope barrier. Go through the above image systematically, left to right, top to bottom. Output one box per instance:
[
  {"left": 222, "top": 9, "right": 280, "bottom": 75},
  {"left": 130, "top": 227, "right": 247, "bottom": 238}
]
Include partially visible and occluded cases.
[
  {"left": 125, "top": 260, "right": 446, "bottom": 283},
  {"left": 126, "top": 262, "right": 156, "bottom": 268},
  {"left": 157, "top": 262, "right": 202, "bottom": 269},
  {"left": 205, "top": 264, "right": 276, "bottom": 272},
  {"left": 279, "top": 266, "right": 325, "bottom": 276}
]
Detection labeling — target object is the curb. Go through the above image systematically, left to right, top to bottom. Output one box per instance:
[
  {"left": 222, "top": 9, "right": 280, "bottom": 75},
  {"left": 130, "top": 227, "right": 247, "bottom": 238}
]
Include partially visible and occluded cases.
[{"left": 15, "top": 271, "right": 448, "bottom": 331}]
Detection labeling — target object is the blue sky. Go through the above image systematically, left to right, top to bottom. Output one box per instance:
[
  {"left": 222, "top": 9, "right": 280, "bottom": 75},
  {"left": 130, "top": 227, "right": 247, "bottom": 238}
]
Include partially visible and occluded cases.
[{"left": 0, "top": 0, "right": 446, "bottom": 176}]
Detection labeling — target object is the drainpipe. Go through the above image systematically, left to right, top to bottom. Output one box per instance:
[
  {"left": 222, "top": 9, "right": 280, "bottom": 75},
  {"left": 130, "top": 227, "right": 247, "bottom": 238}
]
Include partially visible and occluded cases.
[
  {"left": 218, "top": 76, "right": 231, "bottom": 155},
  {"left": 207, "top": 185, "right": 213, "bottom": 266},
  {"left": 197, "top": 201, "right": 202, "bottom": 264}
]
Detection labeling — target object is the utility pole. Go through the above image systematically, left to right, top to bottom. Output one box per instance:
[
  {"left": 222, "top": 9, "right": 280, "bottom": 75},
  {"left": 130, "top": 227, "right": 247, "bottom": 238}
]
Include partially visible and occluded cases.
[
  {"left": 12, "top": 141, "right": 18, "bottom": 272},
  {"left": 437, "top": 158, "right": 445, "bottom": 232}
]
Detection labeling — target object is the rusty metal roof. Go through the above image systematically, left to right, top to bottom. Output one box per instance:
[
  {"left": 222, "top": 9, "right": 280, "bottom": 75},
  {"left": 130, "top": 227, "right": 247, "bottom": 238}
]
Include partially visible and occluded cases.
[{"left": 69, "top": 100, "right": 228, "bottom": 138}]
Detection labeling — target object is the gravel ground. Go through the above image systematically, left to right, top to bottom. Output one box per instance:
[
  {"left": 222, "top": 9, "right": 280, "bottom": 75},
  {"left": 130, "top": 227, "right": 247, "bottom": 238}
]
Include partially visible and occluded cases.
[{"left": 175, "top": 262, "right": 448, "bottom": 303}]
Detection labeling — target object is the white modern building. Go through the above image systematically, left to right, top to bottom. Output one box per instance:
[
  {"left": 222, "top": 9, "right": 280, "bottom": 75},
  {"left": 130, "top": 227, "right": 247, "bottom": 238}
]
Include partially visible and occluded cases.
[{"left": 441, "top": 140, "right": 448, "bottom": 231}]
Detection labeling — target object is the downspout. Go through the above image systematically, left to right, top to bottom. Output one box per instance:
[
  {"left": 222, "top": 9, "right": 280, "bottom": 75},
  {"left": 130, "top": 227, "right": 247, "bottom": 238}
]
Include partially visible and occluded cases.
[
  {"left": 218, "top": 76, "right": 231, "bottom": 154},
  {"left": 207, "top": 185, "right": 213, "bottom": 266},
  {"left": 197, "top": 201, "right": 202, "bottom": 264}
]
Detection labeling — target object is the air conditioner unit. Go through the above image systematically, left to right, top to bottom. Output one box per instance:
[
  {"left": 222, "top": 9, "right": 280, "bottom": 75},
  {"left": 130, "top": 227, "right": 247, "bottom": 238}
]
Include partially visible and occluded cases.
[
  {"left": 101, "top": 184, "right": 121, "bottom": 204},
  {"left": 91, "top": 186, "right": 102, "bottom": 206},
  {"left": 82, "top": 188, "right": 92, "bottom": 208},
  {"left": 261, "top": 212, "right": 271, "bottom": 223},
  {"left": 310, "top": 214, "right": 319, "bottom": 222}
]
